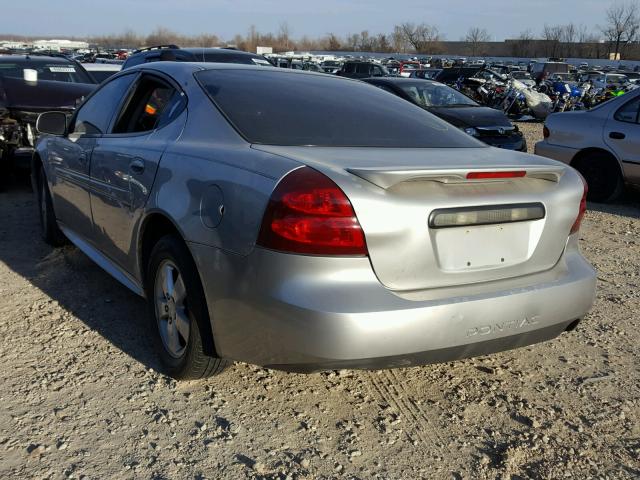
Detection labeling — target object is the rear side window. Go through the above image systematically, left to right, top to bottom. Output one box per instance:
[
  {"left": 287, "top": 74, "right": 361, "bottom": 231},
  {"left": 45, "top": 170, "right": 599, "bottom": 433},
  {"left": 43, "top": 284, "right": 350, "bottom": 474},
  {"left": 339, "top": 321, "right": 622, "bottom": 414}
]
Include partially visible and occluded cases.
[
  {"left": 343, "top": 63, "right": 356, "bottom": 73},
  {"left": 356, "top": 64, "right": 372, "bottom": 74},
  {"left": 195, "top": 69, "right": 482, "bottom": 148},
  {"left": 72, "top": 74, "right": 136, "bottom": 135},
  {"left": 112, "top": 76, "right": 184, "bottom": 133},
  {"left": 615, "top": 96, "right": 640, "bottom": 123}
]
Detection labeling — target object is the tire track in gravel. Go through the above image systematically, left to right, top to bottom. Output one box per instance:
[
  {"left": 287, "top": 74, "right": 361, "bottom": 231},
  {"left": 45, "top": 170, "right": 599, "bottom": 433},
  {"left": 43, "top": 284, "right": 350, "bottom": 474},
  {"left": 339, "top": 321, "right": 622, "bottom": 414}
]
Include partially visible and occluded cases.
[
  {"left": 387, "top": 368, "right": 447, "bottom": 452},
  {"left": 366, "top": 370, "right": 442, "bottom": 453}
]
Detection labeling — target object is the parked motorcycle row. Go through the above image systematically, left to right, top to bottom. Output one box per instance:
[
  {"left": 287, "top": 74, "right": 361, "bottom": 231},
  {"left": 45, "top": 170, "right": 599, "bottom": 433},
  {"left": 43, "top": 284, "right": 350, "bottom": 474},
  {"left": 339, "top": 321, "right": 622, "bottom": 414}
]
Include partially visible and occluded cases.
[{"left": 449, "top": 63, "right": 640, "bottom": 121}]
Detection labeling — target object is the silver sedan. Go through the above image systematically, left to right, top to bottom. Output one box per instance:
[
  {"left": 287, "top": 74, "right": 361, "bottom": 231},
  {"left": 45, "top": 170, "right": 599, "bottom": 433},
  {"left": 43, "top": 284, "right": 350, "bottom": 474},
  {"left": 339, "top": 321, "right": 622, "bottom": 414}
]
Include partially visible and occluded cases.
[
  {"left": 33, "top": 62, "right": 596, "bottom": 379},
  {"left": 535, "top": 87, "right": 640, "bottom": 202}
]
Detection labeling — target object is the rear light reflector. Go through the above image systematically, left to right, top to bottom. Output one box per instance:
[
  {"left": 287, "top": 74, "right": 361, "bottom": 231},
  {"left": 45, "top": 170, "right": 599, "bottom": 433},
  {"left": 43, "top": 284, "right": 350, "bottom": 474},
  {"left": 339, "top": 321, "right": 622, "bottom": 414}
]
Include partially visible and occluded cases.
[
  {"left": 257, "top": 167, "right": 368, "bottom": 256},
  {"left": 466, "top": 171, "right": 526, "bottom": 180},
  {"left": 570, "top": 175, "right": 588, "bottom": 234},
  {"left": 429, "top": 203, "right": 545, "bottom": 229}
]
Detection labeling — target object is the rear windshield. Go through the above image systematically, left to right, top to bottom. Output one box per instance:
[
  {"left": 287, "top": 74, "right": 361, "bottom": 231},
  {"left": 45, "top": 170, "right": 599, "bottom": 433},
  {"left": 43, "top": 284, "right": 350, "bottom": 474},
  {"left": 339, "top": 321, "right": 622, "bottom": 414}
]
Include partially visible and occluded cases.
[
  {"left": 0, "top": 60, "right": 93, "bottom": 83},
  {"left": 195, "top": 69, "right": 481, "bottom": 148}
]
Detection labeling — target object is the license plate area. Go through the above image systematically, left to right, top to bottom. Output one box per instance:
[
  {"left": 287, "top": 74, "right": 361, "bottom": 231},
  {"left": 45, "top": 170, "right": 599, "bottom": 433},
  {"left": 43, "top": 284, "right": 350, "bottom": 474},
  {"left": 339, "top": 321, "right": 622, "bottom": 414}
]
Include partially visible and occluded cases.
[{"left": 431, "top": 221, "right": 544, "bottom": 271}]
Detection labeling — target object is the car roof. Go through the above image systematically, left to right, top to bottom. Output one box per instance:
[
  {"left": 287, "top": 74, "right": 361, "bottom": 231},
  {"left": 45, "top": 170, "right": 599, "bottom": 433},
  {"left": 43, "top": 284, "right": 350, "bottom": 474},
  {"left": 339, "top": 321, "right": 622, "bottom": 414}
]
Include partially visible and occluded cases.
[
  {"left": 179, "top": 48, "right": 261, "bottom": 57},
  {"left": 0, "top": 54, "right": 74, "bottom": 63},
  {"left": 124, "top": 61, "right": 339, "bottom": 81},
  {"left": 364, "top": 77, "right": 436, "bottom": 86}
]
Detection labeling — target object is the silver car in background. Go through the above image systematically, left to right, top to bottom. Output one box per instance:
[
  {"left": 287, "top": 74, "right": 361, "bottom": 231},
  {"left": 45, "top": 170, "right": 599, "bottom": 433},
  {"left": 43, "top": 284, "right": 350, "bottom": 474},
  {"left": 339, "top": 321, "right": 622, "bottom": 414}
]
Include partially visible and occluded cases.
[
  {"left": 33, "top": 63, "right": 596, "bottom": 379},
  {"left": 535, "top": 88, "right": 640, "bottom": 202}
]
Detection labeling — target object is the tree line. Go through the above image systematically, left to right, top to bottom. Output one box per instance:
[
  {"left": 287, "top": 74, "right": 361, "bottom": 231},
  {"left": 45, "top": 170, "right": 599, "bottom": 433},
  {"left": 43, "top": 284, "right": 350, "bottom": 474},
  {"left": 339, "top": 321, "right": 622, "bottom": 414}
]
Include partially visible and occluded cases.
[{"left": 2, "top": 1, "right": 638, "bottom": 59}]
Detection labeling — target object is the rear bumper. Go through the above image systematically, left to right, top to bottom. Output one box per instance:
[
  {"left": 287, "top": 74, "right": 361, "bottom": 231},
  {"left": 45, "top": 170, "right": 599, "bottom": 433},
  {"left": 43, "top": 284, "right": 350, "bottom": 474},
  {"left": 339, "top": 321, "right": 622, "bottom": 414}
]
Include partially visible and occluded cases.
[
  {"left": 534, "top": 141, "right": 578, "bottom": 165},
  {"left": 190, "top": 237, "right": 596, "bottom": 372}
]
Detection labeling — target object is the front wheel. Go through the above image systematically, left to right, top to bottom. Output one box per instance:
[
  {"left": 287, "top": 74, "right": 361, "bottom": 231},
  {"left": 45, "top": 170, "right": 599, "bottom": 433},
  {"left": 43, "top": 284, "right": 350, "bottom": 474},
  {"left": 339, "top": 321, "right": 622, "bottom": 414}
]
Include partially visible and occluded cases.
[{"left": 146, "top": 235, "right": 227, "bottom": 379}]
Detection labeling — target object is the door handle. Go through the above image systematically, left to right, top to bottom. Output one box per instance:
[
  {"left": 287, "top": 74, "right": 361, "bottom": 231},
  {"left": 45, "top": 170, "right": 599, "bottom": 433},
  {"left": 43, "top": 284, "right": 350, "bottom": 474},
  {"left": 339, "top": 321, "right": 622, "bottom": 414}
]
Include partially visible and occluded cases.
[
  {"left": 609, "top": 131, "right": 626, "bottom": 140},
  {"left": 78, "top": 152, "right": 88, "bottom": 164},
  {"left": 129, "top": 158, "right": 145, "bottom": 175}
]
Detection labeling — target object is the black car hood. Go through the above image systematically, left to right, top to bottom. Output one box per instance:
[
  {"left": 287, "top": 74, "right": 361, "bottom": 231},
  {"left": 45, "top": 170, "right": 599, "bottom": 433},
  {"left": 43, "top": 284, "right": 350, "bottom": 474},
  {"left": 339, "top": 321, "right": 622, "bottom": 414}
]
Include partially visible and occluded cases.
[
  {"left": 0, "top": 75, "right": 96, "bottom": 114},
  {"left": 427, "top": 106, "right": 512, "bottom": 128}
]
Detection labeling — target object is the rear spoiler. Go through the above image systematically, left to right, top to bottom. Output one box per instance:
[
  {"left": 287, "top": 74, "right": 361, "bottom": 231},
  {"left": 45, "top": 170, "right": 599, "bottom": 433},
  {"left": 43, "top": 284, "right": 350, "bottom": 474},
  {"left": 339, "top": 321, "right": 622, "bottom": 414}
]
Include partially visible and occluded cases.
[{"left": 347, "top": 166, "right": 565, "bottom": 189}]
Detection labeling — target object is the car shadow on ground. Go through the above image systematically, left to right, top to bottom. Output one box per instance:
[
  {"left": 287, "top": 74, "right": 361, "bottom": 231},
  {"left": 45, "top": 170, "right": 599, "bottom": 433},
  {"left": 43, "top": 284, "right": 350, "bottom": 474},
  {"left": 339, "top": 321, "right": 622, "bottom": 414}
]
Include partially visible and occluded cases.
[
  {"left": 0, "top": 178, "right": 161, "bottom": 372},
  {"left": 587, "top": 189, "right": 640, "bottom": 220}
]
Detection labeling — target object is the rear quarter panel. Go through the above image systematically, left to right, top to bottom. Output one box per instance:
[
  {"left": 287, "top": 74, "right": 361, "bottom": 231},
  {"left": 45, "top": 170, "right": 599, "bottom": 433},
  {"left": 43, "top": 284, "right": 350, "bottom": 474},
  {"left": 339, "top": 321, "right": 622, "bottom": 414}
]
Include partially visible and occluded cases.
[
  {"left": 143, "top": 86, "right": 301, "bottom": 256},
  {"left": 545, "top": 110, "right": 606, "bottom": 151}
]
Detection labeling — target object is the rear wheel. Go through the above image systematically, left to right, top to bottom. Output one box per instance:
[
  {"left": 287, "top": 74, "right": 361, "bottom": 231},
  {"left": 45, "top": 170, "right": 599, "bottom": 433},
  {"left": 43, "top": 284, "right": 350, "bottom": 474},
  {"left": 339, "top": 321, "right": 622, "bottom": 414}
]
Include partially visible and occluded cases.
[
  {"left": 572, "top": 152, "right": 623, "bottom": 203},
  {"left": 36, "top": 166, "right": 66, "bottom": 246},
  {"left": 146, "top": 235, "right": 227, "bottom": 379}
]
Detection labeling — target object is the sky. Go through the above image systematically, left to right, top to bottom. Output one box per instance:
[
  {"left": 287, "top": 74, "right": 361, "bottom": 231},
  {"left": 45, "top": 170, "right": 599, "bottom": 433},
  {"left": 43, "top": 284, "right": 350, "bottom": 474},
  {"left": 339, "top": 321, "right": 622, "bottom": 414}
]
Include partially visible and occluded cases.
[{"left": 2, "top": 0, "right": 614, "bottom": 41}]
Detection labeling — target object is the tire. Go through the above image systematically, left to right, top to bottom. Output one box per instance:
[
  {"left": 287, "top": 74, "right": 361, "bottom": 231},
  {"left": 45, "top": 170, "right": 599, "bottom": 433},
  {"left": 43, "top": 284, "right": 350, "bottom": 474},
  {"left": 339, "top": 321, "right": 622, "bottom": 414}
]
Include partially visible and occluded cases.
[
  {"left": 572, "top": 152, "right": 624, "bottom": 203},
  {"left": 36, "top": 166, "right": 66, "bottom": 246},
  {"left": 146, "top": 235, "right": 227, "bottom": 379}
]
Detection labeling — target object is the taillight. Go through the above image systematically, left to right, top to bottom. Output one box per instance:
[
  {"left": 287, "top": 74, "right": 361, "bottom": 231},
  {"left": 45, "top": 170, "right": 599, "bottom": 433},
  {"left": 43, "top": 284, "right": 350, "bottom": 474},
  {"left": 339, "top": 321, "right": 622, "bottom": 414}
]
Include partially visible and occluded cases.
[
  {"left": 543, "top": 125, "right": 550, "bottom": 138},
  {"left": 257, "top": 167, "right": 367, "bottom": 256},
  {"left": 466, "top": 171, "right": 526, "bottom": 180},
  {"left": 570, "top": 175, "right": 588, "bottom": 235}
]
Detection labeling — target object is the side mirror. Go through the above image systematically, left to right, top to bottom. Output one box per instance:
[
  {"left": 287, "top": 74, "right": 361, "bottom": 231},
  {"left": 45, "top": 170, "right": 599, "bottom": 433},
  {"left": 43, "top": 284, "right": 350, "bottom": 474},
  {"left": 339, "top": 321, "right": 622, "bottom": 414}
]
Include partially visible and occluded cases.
[{"left": 36, "top": 111, "right": 67, "bottom": 136}]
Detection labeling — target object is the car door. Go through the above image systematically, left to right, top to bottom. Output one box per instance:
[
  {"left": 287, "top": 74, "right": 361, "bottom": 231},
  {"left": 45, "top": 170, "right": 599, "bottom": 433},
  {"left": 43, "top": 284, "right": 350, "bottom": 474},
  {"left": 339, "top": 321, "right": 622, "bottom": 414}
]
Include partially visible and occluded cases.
[
  {"left": 89, "top": 72, "right": 187, "bottom": 273},
  {"left": 48, "top": 73, "right": 137, "bottom": 241},
  {"left": 604, "top": 93, "right": 640, "bottom": 184}
]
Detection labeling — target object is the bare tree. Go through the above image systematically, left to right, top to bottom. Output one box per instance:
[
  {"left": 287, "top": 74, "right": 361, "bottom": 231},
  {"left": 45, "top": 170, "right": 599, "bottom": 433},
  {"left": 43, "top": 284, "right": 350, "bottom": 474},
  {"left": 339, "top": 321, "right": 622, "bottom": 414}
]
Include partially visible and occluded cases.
[
  {"left": 601, "top": 1, "right": 639, "bottom": 59},
  {"left": 278, "top": 22, "right": 292, "bottom": 51},
  {"left": 399, "top": 23, "right": 441, "bottom": 53},
  {"left": 560, "top": 23, "right": 577, "bottom": 57},
  {"left": 542, "top": 24, "right": 564, "bottom": 57},
  {"left": 391, "top": 25, "right": 410, "bottom": 52},
  {"left": 465, "top": 27, "right": 490, "bottom": 57},
  {"left": 510, "top": 29, "right": 534, "bottom": 58},
  {"left": 324, "top": 33, "right": 341, "bottom": 51}
]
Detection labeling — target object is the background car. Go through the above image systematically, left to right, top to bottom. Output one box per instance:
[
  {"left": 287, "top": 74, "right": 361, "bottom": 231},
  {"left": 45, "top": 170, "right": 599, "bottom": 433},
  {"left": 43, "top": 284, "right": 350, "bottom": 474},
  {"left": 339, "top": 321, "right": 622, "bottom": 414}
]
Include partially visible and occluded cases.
[
  {"left": 122, "top": 45, "right": 272, "bottom": 69},
  {"left": 0, "top": 53, "right": 95, "bottom": 84},
  {"left": 0, "top": 54, "right": 96, "bottom": 176},
  {"left": 335, "top": 61, "right": 389, "bottom": 78},
  {"left": 33, "top": 63, "right": 594, "bottom": 379},
  {"left": 82, "top": 63, "right": 122, "bottom": 83},
  {"left": 408, "top": 68, "right": 442, "bottom": 80},
  {"left": 592, "top": 73, "right": 630, "bottom": 90},
  {"left": 363, "top": 77, "right": 526, "bottom": 151},
  {"left": 535, "top": 88, "right": 640, "bottom": 202}
]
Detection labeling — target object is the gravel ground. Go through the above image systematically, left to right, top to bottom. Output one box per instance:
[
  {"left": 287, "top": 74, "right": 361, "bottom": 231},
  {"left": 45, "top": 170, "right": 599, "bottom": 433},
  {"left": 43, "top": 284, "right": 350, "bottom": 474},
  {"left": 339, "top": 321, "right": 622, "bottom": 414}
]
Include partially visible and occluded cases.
[
  {"left": 515, "top": 121, "right": 544, "bottom": 154},
  {"left": 514, "top": 122, "right": 543, "bottom": 153},
  {"left": 1, "top": 127, "right": 639, "bottom": 479}
]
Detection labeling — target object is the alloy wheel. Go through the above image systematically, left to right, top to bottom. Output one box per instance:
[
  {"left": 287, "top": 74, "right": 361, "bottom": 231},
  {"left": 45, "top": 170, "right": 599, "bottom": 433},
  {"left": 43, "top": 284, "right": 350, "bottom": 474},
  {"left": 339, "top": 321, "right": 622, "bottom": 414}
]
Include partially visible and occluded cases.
[{"left": 154, "top": 260, "right": 190, "bottom": 358}]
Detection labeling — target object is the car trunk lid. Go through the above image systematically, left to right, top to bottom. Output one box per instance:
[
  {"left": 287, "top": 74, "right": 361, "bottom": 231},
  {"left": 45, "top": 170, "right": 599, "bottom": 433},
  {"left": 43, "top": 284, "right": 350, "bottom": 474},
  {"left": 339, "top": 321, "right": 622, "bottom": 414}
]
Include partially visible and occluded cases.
[{"left": 253, "top": 145, "right": 582, "bottom": 291}]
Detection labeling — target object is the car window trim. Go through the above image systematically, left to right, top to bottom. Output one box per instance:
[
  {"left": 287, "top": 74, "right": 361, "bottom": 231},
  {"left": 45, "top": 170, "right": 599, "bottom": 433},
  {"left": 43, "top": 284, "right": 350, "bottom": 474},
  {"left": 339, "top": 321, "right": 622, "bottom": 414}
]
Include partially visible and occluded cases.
[
  {"left": 105, "top": 70, "right": 187, "bottom": 138},
  {"left": 67, "top": 71, "right": 140, "bottom": 138},
  {"left": 613, "top": 95, "right": 640, "bottom": 124}
]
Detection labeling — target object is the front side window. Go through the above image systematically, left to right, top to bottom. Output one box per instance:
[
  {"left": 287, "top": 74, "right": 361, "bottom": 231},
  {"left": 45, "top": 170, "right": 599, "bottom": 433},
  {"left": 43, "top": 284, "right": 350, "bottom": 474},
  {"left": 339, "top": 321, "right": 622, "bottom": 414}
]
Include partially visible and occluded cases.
[
  {"left": 196, "top": 69, "right": 482, "bottom": 148},
  {"left": 72, "top": 74, "right": 136, "bottom": 135},
  {"left": 112, "top": 76, "right": 183, "bottom": 134},
  {"left": 615, "top": 96, "right": 640, "bottom": 124}
]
